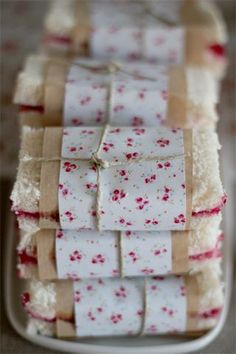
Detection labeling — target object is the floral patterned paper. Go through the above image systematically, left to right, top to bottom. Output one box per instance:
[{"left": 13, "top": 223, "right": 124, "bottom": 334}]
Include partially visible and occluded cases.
[
  {"left": 89, "top": 0, "right": 184, "bottom": 63},
  {"left": 144, "top": 27, "right": 185, "bottom": 64},
  {"left": 64, "top": 61, "right": 169, "bottom": 127},
  {"left": 97, "top": 126, "right": 184, "bottom": 164},
  {"left": 58, "top": 127, "right": 187, "bottom": 231},
  {"left": 61, "top": 127, "right": 102, "bottom": 159},
  {"left": 99, "top": 158, "right": 186, "bottom": 231},
  {"left": 58, "top": 160, "right": 97, "bottom": 229},
  {"left": 55, "top": 229, "right": 174, "bottom": 279},
  {"left": 56, "top": 229, "right": 120, "bottom": 279},
  {"left": 122, "top": 231, "right": 172, "bottom": 276},
  {"left": 73, "top": 275, "right": 187, "bottom": 337},
  {"left": 144, "top": 276, "right": 187, "bottom": 334},
  {"left": 74, "top": 278, "right": 144, "bottom": 337}
]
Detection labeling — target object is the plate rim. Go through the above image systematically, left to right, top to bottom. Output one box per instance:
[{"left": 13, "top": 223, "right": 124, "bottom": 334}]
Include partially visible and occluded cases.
[{"left": 4, "top": 204, "right": 233, "bottom": 354}]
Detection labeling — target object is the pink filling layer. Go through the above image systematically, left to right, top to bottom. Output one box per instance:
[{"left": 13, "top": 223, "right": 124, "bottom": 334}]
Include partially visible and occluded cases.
[
  {"left": 43, "top": 34, "right": 72, "bottom": 46},
  {"left": 207, "top": 43, "right": 226, "bottom": 59},
  {"left": 19, "top": 105, "right": 44, "bottom": 114},
  {"left": 13, "top": 194, "right": 226, "bottom": 223},
  {"left": 192, "top": 194, "right": 227, "bottom": 217},
  {"left": 14, "top": 209, "right": 59, "bottom": 222},
  {"left": 19, "top": 236, "right": 222, "bottom": 270},
  {"left": 189, "top": 247, "right": 222, "bottom": 261},
  {"left": 17, "top": 248, "right": 37, "bottom": 265},
  {"left": 22, "top": 291, "right": 222, "bottom": 326},
  {"left": 21, "top": 292, "right": 56, "bottom": 323},
  {"left": 198, "top": 307, "right": 222, "bottom": 319}
]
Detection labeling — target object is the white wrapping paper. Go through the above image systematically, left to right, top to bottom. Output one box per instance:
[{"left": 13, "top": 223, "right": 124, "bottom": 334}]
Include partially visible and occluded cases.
[
  {"left": 58, "top": 127, "right": 189, "bottom": 231},
  {"left": 73, "top": 276, "right": 187, "bottom": 337}
]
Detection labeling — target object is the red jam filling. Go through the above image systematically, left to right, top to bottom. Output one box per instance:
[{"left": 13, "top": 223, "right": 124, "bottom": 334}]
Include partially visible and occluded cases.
[
  {"left": 43, "top": 34, "right": 73, "bottom": 46},
  {"left": 208, "top": 43, "right": 226, "bottom": 58},
  {"left": 19, "top": 105, "right": 44, "bottom": 114},
  {"left": 13, "top": 194, "right": 227, "bottom": 222},
  {"left": 192, "top": 194, "right": 227, "bottom": 217},
  {"left": 14, "top": 209, "right": 59, "bottom": 222},
  {"left": 14, "top": 209, "right": 41, "bottom": 220},
  {"left": 189, "top": 247, "right": 222, "bottom": 261},
  {"left": 17, "top": 249, "right": 37, "bottom": 265},
  {"left": 21, "top": 292, "right": 56, "bottom": 323},
  {"left": 21, "top": 292, "right": 30, "bottom": 306},
  {"left": 198, "top": 307, "right": 222, "bottom": 319}
]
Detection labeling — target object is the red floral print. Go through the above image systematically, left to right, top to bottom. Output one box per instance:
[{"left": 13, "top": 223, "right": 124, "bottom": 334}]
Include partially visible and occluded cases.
[
  {"left": 117, "top": 85, "right": 125, "bottom": 93},
  {"left": 161, "top": 90, "right": 168, "bottom": 100},
  {"left": 80, "top": 96, "right": 91, "bottom": 105},
  {"left": 113, "top": 104, "right": 124, "bottom": 112},
  {"left": 71, "top": 118, "right": 83, "bottom": 127},
  {"left": 110, "top": 128, "right": 121, "bottom": 133},
  {"left": 132, "top": 128, "right": 145, "bottom": 135},
  {"left": 81, "top": 130, "right": 95, "bottom": 134},
  {"left": 126, "top": 137, "right": 133, "bottom": 147},
  {"left": 156, "top": 138, "right": 170, "bottom": 147},
  {"left": 102, "top": 142, "right": 114, "bottom": 152},
  {"left": 69, "top": 146, "right": 77, "bottom": 152},
  {"left": 125, "top": 152, "right": 139, "bottom": 160},
  {"left": 63, "top": 161, "right": 78, "bottom": 172},
  {"left": 119, "top": 169, "right": 129, "bottom": 181},
  {"left": 145, "top": 174, "right": 156, "bottom": 184},
  {"left": 86, "top": 183, "right": 97, "bottom": 192},
  {"left": 112, "top": 189, "right": 127, "bottom": 202},
  {"left": 135, "top": 197, "right": 149, "bottom": 210},
  {"left": 64, "top": 211, "right": 75, "bottom": 222},
  {"left": 173, "top": 214, "right": 186, "bottom": 224},
  {"left": 119, "top": 218, "right": 132, "bottom": 226},
  {"left": 145, "top": 219, "right": 159, "bottom": 225},
  {"left": 56, "top": 230, "right": 64, "bottom": 238},
  {"left": 69, "top": 250, "right": 82, "bottom": 262},
  {"left": 128, "top": 251, "right": 138, "bottom": 263},
  {"left": 91, "top": 254, "right": 105, "bottom": 264},
  {"left": 141, "top": 267, "right": 154, "bottom": 275},
  {"left": 180, "top": 285, "right": 186, "bottom": 296},
  {"left": 115, "top": 286, "right": 127, "bottom": 298},
  {"left": 74, "top": 290, "right": 81, "bottom": 303},
  {"left": 162, "top": 307, "right": 174, "bottom": 317},
  {"left": 137, "top": 309, "right": 144, "bottom": 316},
  {"left": 88, "top": 311, "right": 96, "bottom": 321},
  {"left": 110, "top": 313, "right": 123, "bottom": 324}
]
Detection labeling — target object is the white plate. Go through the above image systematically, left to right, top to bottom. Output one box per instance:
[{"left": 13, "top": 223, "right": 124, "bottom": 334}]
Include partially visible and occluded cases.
[{"left": 4, "top": 128, "right": 234, "bottom": 353}]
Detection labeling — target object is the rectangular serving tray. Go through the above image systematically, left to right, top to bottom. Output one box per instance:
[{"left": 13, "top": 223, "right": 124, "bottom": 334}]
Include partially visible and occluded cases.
[{"left": 4, "top": 125, "right": 234, "bottom": 354}]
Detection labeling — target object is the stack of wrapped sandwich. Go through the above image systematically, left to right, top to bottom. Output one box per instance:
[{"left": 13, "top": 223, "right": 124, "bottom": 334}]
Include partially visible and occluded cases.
[{"left": 11, "top": 0, "right": 227, "bottom": 339}]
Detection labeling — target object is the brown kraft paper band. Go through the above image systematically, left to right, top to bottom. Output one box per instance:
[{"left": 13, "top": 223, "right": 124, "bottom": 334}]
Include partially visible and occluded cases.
[
  {"left": 71, "top": 0, "right": 221, "bottom": 63},
  {"left": 73, "top": 0, "right": 90, "bottom": 55},
  {"left": 181, "top": 0, "right": 222, "bottom": 68},
  {"left": 185, "top": 27, "right": 220, "bottom": 67},
  {"left": 42, "top": 60, "right": 200, "bottom": 130},
  {"left": 44, "top": 62, "right": 70, "bottom": 126},
  {"left": 41, "top": 65, "right": 187, "bottom": 129},
  {"left": 166, "top": 67, "right": 187, "bottom": 127},
  {"left": 39, "top": 127, "right": 192, "bottom": 230},
  {"left": 39, "top": 128, "right": 63, "bottom": 228},
  {"left": 184, "top": 129, "right": 192, "bottom": 229},
  {"left": 35, "top": 229, "right": 190, "bottom": 280},
  {"left": 36, "top": 229, "right": 57, "bottom": 280},
  {"left": 171, "top": 231, "right": 189, "bottom": 274},
  {"left": 19, "top": 233, "right": 39, "bottom": 279},
  {"left": 185, "top": 274, "right": 200, "bottom": 332},
  {"left": 55, "top": 275, "right": 201, "bottom": 338},
  {"left": 56, "top": 280, "right": 75, "bottom": 338}
]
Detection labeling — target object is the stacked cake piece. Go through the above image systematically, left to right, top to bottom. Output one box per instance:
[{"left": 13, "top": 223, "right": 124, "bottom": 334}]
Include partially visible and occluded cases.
[
  {"left": 11, "top": 0, "right": 227, "bottom": 340},
  {"left": 43, "top": 0, "right": 227, "bottom": 77}
]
